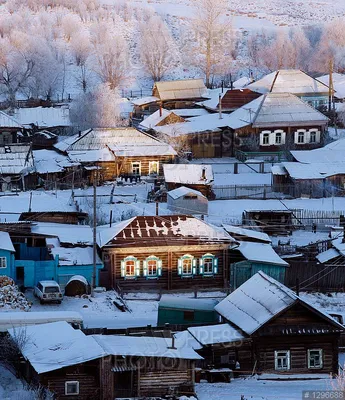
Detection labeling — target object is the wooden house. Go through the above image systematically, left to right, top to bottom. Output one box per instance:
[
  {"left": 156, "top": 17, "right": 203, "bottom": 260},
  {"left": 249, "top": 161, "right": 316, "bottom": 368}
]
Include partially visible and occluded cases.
[
  {"left": 247, "top": 69, "right": 332, "bottom": 109},
  {"left": 138, "top": 108, "right": 186, "bottom": 132},
  {"left": 0, "top": 111, "right": 23, "bottom": 144},
  {"left": 55, "top": 128, "right": 176, "bottom": 183},
  {"left": 19, "top": 129, "right": 58, "bottom": 150},
  {"left": 0, "top": 144, "right": 35, "bottom": 191},
  {"left": 163, "top": 164, "right": 214, "bottom": 199},
  {"left": 167, "top": 186, "right": 208, "bottom": 215},
  {"left": 243, "top": 209, "right": 294, "bottom": 236},
  {"left": 19, "top": 211, "right": 88, "bottom": 225},
  {"left": 97, "top": 215, "right": 237, "bottom": 291},
  {"left": 186, "top": 271, "right": 343, "bottom": 376},
  {"left": 157, "top": 295, "right": 219, "bottom": 326},
  {"left": 10, "top": 321, "right": 202, "bottom": 399}
]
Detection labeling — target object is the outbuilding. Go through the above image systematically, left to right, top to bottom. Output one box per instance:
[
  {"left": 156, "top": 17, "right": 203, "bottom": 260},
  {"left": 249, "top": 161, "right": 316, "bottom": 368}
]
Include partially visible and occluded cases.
[{"left": 167, "top": 186, "right": 208, "bottom": 215}]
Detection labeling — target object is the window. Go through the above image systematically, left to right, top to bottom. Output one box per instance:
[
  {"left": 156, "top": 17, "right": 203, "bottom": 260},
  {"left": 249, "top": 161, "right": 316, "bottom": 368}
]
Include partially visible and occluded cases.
[
  {"left": 309, "top": 129, "right": 320, "bottom": 144},
  {"left": 274, "top": 130, "right": 285, "bottom": 145},
  {"left": 297, "top": 130, "right": 305, "bottom": 144},
  {"left": 310, "top": 130, "right": 316, "bottom": 143},
  {"left": 275, "top": 131, "right": 282, "bottom": 145},
  {"left": 262, "top": 132, "right": 270, "bottom": 145},
  {"left": 149, "top": 161, "right": 159, "bottom": 175},
  {"left": 131, "top": 162, "right": 141, "bottom": 176},
  {"left": 184, "top": 195, "right": 197, "bottom": 200},
  {"left": 199, "top": 254, "right": 218, "bottom": 275},
  {"left": 178, "top": 255, "right": 196, "bottom": 276},
  {"left": 121, "top": 256, "right": 140, "bottom": 278},
  {"left": 143, "top": 256, "right": 162, "bottom": 278},
  {"left": 0, "top": 257, "right": 6, "bottom": 268},
  {"left": 183, "top": 310, "right": 195, "bottom": 321},
  {"left": 308, "top": 349, "right": 323, "bottom": 369},
  {"left": 274, "top": 350, "right": 290, "bottom": 371},
  {"left": 65, "top": 381, "right": 79, "bottom": 395}
]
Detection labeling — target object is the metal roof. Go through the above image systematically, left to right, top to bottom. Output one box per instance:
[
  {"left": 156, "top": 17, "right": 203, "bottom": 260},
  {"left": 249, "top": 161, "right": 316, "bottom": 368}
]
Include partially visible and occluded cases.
[{"left": 154, "top": 79, "right": 208, "bottom": 101}]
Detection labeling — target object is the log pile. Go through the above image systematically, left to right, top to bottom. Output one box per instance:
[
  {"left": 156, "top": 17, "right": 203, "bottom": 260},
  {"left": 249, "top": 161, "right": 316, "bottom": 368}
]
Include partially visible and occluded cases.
[{"left": 0, "top": 276, "right": 31, "bottom": 311}]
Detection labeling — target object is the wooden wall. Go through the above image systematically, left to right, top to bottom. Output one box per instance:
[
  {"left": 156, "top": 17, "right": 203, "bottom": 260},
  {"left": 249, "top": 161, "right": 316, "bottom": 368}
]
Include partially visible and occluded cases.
[
  {"left": 117, "top": 155, "right": 174, "bottom": 176},
  {"left": 101, "top": 244, "right": 229, "bottom": 291}
]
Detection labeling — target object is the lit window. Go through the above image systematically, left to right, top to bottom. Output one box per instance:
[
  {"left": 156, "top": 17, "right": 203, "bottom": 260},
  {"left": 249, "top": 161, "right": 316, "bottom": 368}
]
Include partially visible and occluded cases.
[
  {"left": 149, "top": 161, "right": 159, "bottom": 175},
  {"left": 131, "top": 162, "right": 141, "bottom": 175},
  {"left": 199, "top": 254, "right": 218, "bottom": 275},
  {"left": 178, "top": 255, "right": 196, "bottom": 276},
  {"left": 121, "top": 256, "right": 140, "bottom": 278},
  {"left": 143, "top": 256, "right": 162, "bottom": 278},
  {"left": 0, "top": 257, "right": 7, "bottom": 268},
  {"left": 183, "top": 257, "right": 192, "bottom": 275},
  {"left": 203, "top": 257, "right": 214, "bottom": 274},
  {"left": 147, "top": 259, "right": 157, "bottom": 276},
  {"left": 125, "top": 260, "right": 135, "bottom": 276},
  {"left": 308, "top": 349, "right": 323, "bottom": 369},
  {"left": 274, "top": 350, "right": 290, "bottom": 371},
  {"left": 65, "top": 381, "right": 79, "bottom": 395}
]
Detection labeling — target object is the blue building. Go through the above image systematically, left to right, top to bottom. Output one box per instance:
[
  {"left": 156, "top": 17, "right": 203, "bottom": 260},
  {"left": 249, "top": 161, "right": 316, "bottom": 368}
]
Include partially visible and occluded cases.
[{"left": 0, "top": 232, "right": 15, "bottom": 279}]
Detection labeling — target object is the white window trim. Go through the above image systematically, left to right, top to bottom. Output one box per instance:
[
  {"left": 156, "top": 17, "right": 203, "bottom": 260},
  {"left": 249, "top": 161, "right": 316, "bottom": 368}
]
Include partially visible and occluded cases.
[
  {"left": 295, "top": 129, "right": 306, "bottom": 144},
  {"left": 309, "top": 129, "right": 321, "bottom": 144},
  {"left": 260, "top": 130, "right": 271, "bottom": 146},
  {"left": 274, "top": 130, "right": 285, "bottom": 145},
  {"left": 131, "top": 161, "right": 141, "bottom": 175},
  {"left": 149, "top": 161, "right": 159, "bottom": 175},
  {"left": 178, "top": 254, "right": 197, "bottom": 276},
  {"left": 121, "top": 256, "right": 140, "bottom": 278},
  {"left": 0, "top": 257, "right": 7, "bottom": 268},
  {"left": 308, "top": 349, "right": 323, "bottom": 369},
  {"left": 274, "top": 350, "right": 290, "bottom": 371},
  {"left": 65, "top": 381, "right": 79, "bottom": 396}
]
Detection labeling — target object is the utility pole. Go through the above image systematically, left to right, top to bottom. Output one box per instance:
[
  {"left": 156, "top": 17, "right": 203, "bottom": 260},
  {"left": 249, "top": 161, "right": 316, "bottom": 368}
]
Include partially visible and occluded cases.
[
  {"left": 328, "top": 58, "right": 333, "bottom": 114},
  {"left": 92, "top": 170, "right": 97, "bottom": 295}
]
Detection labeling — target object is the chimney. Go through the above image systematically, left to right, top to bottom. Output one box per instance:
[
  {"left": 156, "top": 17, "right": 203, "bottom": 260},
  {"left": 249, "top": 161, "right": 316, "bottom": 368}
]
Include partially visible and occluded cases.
[
  {"left": 221, "top": 80, "right": 224, "bottom": 93},
  {"left": 218, "top": 94, "right": 223, "bottom": 119},
  {"left": 159, "top": 103, "right": 163, "bottom": 117},
  {"left": 78, "top": 130, "right": 81, "bottom": 137},
  {"left": 201, "top": 167, "right": 206, "bottom": 180},
  {"left": 156, "top": 201, "right": 159, "bottom": 216},
  {"left": 168, "top": 335, "right": 177, "bottom": 350}
]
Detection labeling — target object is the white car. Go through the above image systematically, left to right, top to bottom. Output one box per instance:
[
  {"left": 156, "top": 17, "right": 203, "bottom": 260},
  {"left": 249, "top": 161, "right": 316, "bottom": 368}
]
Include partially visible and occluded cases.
[{"left": 34, "top": 280, "right": 63, "bottom": 304}]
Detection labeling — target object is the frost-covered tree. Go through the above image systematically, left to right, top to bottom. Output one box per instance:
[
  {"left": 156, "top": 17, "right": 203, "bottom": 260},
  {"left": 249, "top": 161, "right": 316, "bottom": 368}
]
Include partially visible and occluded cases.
[
  {"left": 187, "top": 0, "right": 234, "bottom": 87},
  {"left": 139, "top": 15, "right": 176, "bottom": 82},
  {"left": 70, "top": 30, "right": 92, "bottom": 92}
]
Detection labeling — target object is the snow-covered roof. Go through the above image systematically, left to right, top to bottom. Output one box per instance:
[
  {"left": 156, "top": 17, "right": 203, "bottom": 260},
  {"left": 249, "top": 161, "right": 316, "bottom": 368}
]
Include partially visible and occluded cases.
[
  {"left": 247, "top": 70, "right": 330, "bottom": 95},
  {"left": 318, "top": 73, "right": 345, "bottom": 99},
  {"left": 233, "top": 76, "right": 252, "bottom": 88},
  {"left": 154, "top": 79, "right": 207, "bottom": 101},
  {"left": 252, "top": 93, "right": 328, "bottom": 128},
  {"left": 132, "top": 96, "right": 159, "bottom": 106},
  {"left": 14, "top": 107, "right": 71, "bottom": 128},
  {"left": 173, "top": 108, "right": 210, "bottom": 118},
  {"left": 139, "top": 109, "right": 185, "bottom": 130},
  {"left": 0, "top": 111, "right": 22, "bottom": 128},
  {"left": 56, "top": 128, "right": 176, "bottom": 158},
  {"left": 54, "top": 134, "right": 79, "bottom": 153},
  {"left": 291, "top": 142, "right": 345, "bottom": 164},
  {"left": 0, "top": 144, "right": 34, "bottom": 175},
  {"left": 33, "top": 149, "right": 78, "bottom": 174},
  {"left": 282, "top": 162, "right": 345, "bottom": 180},
  {"left": 163, "top": 164, "right": 214, "bottom": 185},
  {"left": 168, "top": 186, "right": 206, "bottom": 200},
  {"left": 97, "top": 215, "right": 234, "bottom": 247},
  {"left": 32, "top": 223, "right": 93, "bottom": 245},
  {"left": 222, "top": 225, "right": 271, "bottom": 243},
  {"left": 0, "top": 231, "right": 15, "bottom": 252},
  {"left": 332, "top": 238, "right": 345, "bottom": 256},
  {"left": 237, "top": 242, "right": 288, "bottom": 266},
  {"left": 49, "top": 244, "right": 102, "bottom": 266},
  {"left": 316, "top": 248, "right": 340, "bottom": 264},
  {"left": 215, "top": 271, "right": 343, "bottom": 335},
  {"left": 159, "top": 295, "right": 218, "bottom": 311},
  {"left": 8, "top": 321, "right": 106, "bottom": 374},
  {"left": 188, "top": 323, "right": 245, "bottom": 345},
  {"left": 174, "top": 330, "right": 203, "bottom": 351},
  {"left": 93, "top": 334, "right": 203, "bottom": 360}
]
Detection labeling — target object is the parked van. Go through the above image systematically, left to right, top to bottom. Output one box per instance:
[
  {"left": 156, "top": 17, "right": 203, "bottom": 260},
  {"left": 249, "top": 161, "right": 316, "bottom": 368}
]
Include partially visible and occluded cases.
[
  {"left": 34, "top": 280, "right": 63, "bottom": 304},
  {"left": 0, "top": 311, "right": 83, "bottom": 332}
]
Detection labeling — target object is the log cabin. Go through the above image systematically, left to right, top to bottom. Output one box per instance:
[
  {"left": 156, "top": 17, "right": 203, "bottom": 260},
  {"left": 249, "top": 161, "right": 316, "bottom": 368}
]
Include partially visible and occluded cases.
[
  {"left": 0, "top": 111, "right": 23, "bottom": 144},
  {"left": 54, "top": 127, "right": 176, "bottom": 183},
  {"left": 97, "top": 215, "right": 237, "bottom": 291},
  {"left": 210, "top": 271, "right": 343, "bottom": 376},
  {"left": 9, "top": 321, "right": 202, "bottom": 400}
]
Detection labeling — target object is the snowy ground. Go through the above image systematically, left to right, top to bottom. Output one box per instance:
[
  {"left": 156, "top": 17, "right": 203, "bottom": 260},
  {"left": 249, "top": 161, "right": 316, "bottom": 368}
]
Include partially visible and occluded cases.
[
  {"left": 0, "top": 365, "right": 34, "bottom": 400},
  {"left": 196, "top": 378, "right": 332, "bottom": 400}
]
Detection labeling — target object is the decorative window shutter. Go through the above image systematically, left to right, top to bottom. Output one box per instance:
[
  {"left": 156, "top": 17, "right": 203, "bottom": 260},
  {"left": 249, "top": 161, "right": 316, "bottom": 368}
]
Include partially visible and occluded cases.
[
  {"left": 316, "top": 130, "right": 321, "bottom": 143},
  {"left": 281, "top": 131, "right": 286, "bottom": 144},
  {"left": 294, "top": 131, "right": 299, "bottom": 144},
  {"left": 305, "top": 131, "right": 311, "bottom": 143},
  {"left": 269, "top": 132, "right": 275, "bottom": 145},
  {"left": 259, "top": 133, "right": 264, "bottom": 146},
  {"left": 213, "top": 257, "right": 218, "bottom": 274},
  {"left": 192, "top": 258, "right": 197, "bottom": 275},
  {"left": 178, "top": 259, "right": 182, "bottom": 275},
  {"left": 199, "top": 259, "right": 204, "bottom": 275},
  {"left": 135, "top": 260, "right": 140, "bottom": 277},
  {"left": 143, "top": 260, "right": 148, "bottom": 277},
  {"left": 157, "top": 260, "right": 162, "bottom": 276},
  {"left": 121, "top": 261, "right": 125, "bottom": 277}
]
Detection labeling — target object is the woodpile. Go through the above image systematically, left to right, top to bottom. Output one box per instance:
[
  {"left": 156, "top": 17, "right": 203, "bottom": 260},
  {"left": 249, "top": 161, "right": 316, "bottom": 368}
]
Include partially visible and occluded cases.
[{"left": 0, "top": 276, "right": 31, "bottom": 311}]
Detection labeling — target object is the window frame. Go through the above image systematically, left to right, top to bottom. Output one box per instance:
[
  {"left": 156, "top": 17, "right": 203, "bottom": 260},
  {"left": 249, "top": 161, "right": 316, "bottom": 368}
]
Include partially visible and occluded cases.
[
  {"left": 296, "top": 130, "right": 306, "bottom": 144},
  {"left": 261, "top": 131, "right": 270, "bottom": 146},
  {"left": 131, "top": 161, "right": 141, "bottom": 176},
  {"left": 149, "top": 161, "right": 159, "bottom": 176},
  {"left": 199, "top": 253, "right": 218, "bottom": 276},
  {"left": 178, "top": 254, "right": 196, "bottom": 277},
  {"left": 143, "top": 255, "right": 162, "bottom": 279},
  {"left": 121, "top": 256, "right": 140, "bottom": 279},
  {"left": 0, "top": 257, "right": 7, "bottom": 269},
  {"left": 308, "top": 349, "right": 323, "bottom": 369},
  {"left": 274, "top": 350, "right": 290, "bottom": 371},
  {"left": 65, "top": 381, "right": 79, "bottom": 396}
]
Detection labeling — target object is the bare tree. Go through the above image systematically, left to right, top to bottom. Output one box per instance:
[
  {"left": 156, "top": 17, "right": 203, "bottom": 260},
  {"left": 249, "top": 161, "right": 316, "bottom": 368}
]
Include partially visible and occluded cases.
[
  {"left": 139, "top": 15, "right": 176, "bottom": 82},
  {"left": 70, "top": 30, "right": 92, "bottom": 92},
  {"left": 0, "top": 327, "right": 28, "bottom": 378}
]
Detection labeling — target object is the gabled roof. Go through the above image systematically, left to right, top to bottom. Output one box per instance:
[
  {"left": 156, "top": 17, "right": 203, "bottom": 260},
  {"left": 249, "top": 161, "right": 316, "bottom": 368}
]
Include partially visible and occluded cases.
[
  {"left": 247, "top": 70, "right": 330, "bottom": 95},
  {"left": 318, "top": 73, "right": 345, "bottom": 99},
  {"left": 153, "top": 79, "right": 208, "bottom": 101},
  {"left": 252, "top": 93, "right": 329, "bottom": 128},
  {"left": 139, "top": 109, "right": 185, "bottom": 130},
  {"left": 55, "top": 128, "right": 176, "bottom": 158},
  {"left": 291, "top": 139, "right": 345, "bottom": 164},
  {"left": 33, "top": 149, "right": 78, "bottom": 174},
  {"left": 281, "top": 161, "right": 345, "bottom": 180},
  {"left": 163, "top": 164, "right": 214, "bottom": 185},
  {"left": 168, "top": 186, "right": 206, "bottom": 200},
  {"left": 97, "top": 215, "right": 235, "bottom": 247},
  {"left": 31, "top": 222, "right": 94, "bottom": 245},
  {"left": 222, "top": 224, "right": 271, "bottom": 243},
  {"left": 0, "top": 231, "right": 15, "bottom": 252},
  {"left": 236, "top": 242, "right": 288, "bottom": 266},
  {"left": 215, "top": 271, "right": 343, "bottom": 335},
  {"left": 8, "top": 321, "right": 107, "bottom": 374},
  {"left": 188, "top": 323, "right": 245, "bottom": 346}
]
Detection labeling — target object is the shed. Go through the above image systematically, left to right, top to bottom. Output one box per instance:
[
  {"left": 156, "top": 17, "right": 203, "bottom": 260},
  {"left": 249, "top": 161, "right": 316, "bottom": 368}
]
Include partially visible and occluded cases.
[
  {"left": 167, "top": 186, "right": 208, "bottom": 215},
  {"left": 64, "top": 275, "right": 91, "bottom": 296},
  {"left": 157, "top": 295, "right": 219, "bottom": 326}
]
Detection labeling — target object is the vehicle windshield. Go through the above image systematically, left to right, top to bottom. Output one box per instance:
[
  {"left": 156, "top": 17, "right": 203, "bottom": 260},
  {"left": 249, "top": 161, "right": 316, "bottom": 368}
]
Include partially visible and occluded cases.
[{"left": 44, "top": 287, "right": 60, "bottom": 293}]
